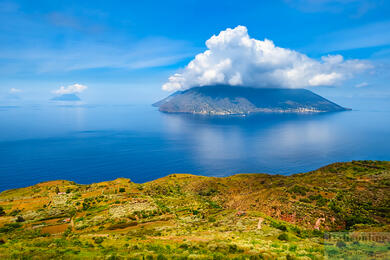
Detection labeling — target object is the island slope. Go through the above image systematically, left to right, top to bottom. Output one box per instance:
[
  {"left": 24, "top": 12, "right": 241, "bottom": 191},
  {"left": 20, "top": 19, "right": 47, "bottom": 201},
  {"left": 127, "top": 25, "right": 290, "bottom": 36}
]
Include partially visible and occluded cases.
[{"left": 154, "top": 85, "right": 348, "bottom": 115}]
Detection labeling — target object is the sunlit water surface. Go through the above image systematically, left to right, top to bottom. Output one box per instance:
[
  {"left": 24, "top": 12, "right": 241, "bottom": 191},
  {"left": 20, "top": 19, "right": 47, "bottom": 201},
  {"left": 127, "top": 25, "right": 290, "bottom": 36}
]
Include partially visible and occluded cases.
[{"left": 0, "top": 100, "right": 389, "bottom": 191}]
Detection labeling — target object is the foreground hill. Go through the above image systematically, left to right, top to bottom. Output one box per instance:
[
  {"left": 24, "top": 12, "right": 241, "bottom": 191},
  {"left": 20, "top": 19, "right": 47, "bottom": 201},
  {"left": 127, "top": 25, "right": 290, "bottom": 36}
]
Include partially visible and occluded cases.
[
  {"left": 154, "top": 85, "right": 348, "bottom": 115},
  {"left": 0, "top": 161, "right": 389, "bottom": 259}
]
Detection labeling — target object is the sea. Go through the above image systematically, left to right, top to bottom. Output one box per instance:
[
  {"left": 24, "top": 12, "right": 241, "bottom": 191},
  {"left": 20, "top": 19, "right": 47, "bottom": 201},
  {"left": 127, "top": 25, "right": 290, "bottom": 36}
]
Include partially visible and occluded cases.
[{"left": 0, "top": 98, "right": 389, "bottom": 191}]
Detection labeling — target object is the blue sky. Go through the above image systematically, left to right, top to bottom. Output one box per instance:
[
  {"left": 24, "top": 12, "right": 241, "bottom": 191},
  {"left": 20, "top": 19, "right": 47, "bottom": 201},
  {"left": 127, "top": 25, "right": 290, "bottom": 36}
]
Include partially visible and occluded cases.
[{"left": 0, "top": 0, "right": 390, "bottom": 104}]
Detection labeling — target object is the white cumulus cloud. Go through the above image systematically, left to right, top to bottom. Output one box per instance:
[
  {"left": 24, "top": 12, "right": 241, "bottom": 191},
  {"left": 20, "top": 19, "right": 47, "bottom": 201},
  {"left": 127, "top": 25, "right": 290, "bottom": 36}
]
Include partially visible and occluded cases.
[
  {"left": 162, "top": 26, "right": 371, "bottom": 91},
  {"left": 53, "top": 83, "right": 87, "bottom": 95}
]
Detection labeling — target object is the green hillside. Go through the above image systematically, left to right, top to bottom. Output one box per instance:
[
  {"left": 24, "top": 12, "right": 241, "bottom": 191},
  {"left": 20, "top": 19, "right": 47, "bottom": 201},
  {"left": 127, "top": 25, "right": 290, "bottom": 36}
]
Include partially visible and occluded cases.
[{"left": 0, "top": 160, "right": 389, "bottom": 259}]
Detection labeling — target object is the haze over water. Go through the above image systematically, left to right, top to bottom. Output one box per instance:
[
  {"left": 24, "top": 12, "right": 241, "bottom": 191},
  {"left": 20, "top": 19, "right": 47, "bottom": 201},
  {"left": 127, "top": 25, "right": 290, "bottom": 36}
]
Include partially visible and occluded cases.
[{"left": 0, "top": 97, "right": 389, "bottom": 191}]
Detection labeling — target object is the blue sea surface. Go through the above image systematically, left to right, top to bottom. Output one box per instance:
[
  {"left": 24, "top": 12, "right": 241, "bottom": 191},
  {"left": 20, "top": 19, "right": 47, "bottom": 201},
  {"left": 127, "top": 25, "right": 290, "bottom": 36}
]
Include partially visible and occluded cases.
[{"left": 0, "top": 100, "right": 389, "bottom": 191}]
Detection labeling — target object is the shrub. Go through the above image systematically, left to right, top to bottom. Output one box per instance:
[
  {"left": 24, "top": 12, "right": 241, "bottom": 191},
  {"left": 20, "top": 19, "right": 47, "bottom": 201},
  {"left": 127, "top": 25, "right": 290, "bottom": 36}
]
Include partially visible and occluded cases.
[
  {"left": 289, "top": 185, "right": 309, "bottom": 196},
  {"left": 119, "top": 188, "right": 125, "bottom": 193},
  {"left": 198, "top": 188, "right": 218, "bottom": 196},
  {"left": 309, "top": 194, "right": 322, "bottom": 201},
  {"left": 316, "top": 197, "right": 328, "bottom": 207},
  {"left": 207, "top": 200, "right": 221, "bottom": 209},
  {"left": 328, "top": 200, "right": 341, "bottom": 213},
  {"left": 82, "top": 202, "right": 90, "bottom": 210},
  {"left": 0, "top": 207, "right": 5, "bottom": 216},
  {"left": 9, "top": 209, "right": 21, "bottom": 216},
  {"left": 128, "top": 214, "right": 137, "bottom": 221},
  {"left": 345, "top": 215, "right": 374, "bottom": 229},
  {"left": 16, "top": 216, "right": 25, "bottom": 222},
  {"left": 208, "top": 217, "right": 216, "bottom": 223},
  {"left": 107, "top": 221, "right": 137, "bottom": 230},
  {"left": 271, "top": 221, "right": 287, "bottom": 231},
  {"left": 0, "top": 223, "right": 22, "bottom": 233},
  {"left": 63, "top": 226, "right": 72, "bottom": 237},
  {"left": 312, "top": 229, "right": 323, "bottom": 237},
  {"left": 277, "top": 233, "right": 289, "bottom": 241},
  {"left": 93, "top": 237, "right": 105, "bottom": 244},
  {"left": 336, "top": 240, "right": 346, "bottom": 248},
  {"left": 228, "top": 244, "right": 241, "bottom": 253},
  {"left": 289, "top": 245, "right": 297, "bottom": 252},
  {"left": 157, "top": 254, "right": 167, "bottom": 260},
  {"left": 286, "top": 254, "right": 295, "bottom": 260}
]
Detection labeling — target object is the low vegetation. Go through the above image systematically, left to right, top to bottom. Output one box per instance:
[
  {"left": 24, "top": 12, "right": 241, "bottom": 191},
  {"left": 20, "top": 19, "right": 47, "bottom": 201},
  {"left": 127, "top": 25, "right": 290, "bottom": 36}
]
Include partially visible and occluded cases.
[{"left": 0, "top": 160, "right": 389, "bottom": 259}]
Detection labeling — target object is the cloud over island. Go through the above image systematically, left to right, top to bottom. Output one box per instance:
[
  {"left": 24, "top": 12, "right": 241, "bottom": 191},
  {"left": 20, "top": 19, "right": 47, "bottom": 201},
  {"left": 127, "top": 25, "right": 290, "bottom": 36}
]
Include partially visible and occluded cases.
[
  {"left": 162, "top": 26, "right": 371, "bottom": 91},
  {"left": 53, "top": 83, "right": 88, "bottom": 95}
]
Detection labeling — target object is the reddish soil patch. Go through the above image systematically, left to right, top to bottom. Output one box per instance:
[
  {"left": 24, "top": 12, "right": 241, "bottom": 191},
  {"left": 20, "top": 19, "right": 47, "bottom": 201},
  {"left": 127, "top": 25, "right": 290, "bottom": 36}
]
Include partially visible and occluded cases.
[{"left": 41, "top": 223, "right": 69, "bottom": 234}]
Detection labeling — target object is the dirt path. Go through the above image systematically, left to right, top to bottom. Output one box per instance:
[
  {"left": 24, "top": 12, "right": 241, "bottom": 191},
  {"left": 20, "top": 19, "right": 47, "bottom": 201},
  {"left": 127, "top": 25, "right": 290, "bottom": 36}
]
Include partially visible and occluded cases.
[
  {"left": 71, "top": 216, "right": 75, "bottom": 232},
  {"left": 257, "top": 218, "right": 264, "bottom": 229}
]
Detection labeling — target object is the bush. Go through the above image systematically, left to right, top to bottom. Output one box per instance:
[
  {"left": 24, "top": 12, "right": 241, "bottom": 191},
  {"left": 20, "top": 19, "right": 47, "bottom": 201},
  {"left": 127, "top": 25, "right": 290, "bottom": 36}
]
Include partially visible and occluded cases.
[
  {"left": 289, "top": 185, "right": 309, "bottom": 196},
  {"left": 119, "top": 188, "right": 125, "bottom": 193},
  {"left": 198, "top": 188, "right": 218, "bottom": 196},
  {"left": 308, "top": 194, "right": 322, "bottom": 201},
  {"left": 316, "top": 197, "right": 328, "bottom": 207},
  {"left": 328, "top": 200, "right": 341, "bottom": 213},
  {"left": 82, "top": 202, "right": 90, "bottom": 210},
  {"left": 0, "top": 207, "right": 5, "bottom": 216},
  {"left": 9, "top": 210, "right": 20, "bottom": 216},
  {"left": 345, "top": 215, "right": 374, "bottom": 229},
  {"left": 16, "top": 216, "right": 25, "bottom": 222},
  {"left": 208, "top": 217, "right": 216, "bottom": 223},
  {"left": 107, "top": 221, "right": 137, "bottom": 230},
  {"left": 271, "top": 221, "right": 287, "bottom": 231},
  {"left": 0, "top": 223, "right": 22, "bottom": 233},
  {"left": 63, "top": 226, "right": 72, "bottom": 237},
  {"left": 277, "top": 233, "right": 289, "bottom": 241},
  {"left": 93, "top": 237, "right": 105, "bottom": 244},
  {"left": 336, "top": 240, "right": 346, "bottom": 248},
  {"left": 228, "top": 244, "right": 241, "bottom": 253},
  {"left": 289, "top": 245, "right": 297, "bottom": 252},
  {"left": 157, "top": 254, "right": 167, "bottom": 260},
  {"left": 286, "top": 254, "right": 295, "bottom": 260}
]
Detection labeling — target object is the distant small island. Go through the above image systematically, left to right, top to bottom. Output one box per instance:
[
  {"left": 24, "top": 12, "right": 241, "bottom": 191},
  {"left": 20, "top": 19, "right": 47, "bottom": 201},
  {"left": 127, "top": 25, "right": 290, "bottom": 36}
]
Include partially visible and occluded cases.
[
  {"left": 154, "top": 85, "right": 348, "bottom": 115},
  {"left": 51, "top": 93, "right": 81, "bottom": 101}
]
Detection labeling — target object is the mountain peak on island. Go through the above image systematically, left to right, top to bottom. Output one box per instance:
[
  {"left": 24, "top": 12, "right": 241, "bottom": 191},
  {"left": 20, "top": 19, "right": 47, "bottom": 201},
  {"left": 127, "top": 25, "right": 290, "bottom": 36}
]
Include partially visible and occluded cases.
[{"left": 153, "top": 85, "right": 348, "bottom": 115}]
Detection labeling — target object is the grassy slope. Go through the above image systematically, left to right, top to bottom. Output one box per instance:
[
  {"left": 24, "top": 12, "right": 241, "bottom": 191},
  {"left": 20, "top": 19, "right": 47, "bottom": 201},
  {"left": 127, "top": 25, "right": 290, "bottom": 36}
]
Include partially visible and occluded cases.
[{"left": 0, "top": 160, "right": 389, "bottom": 259}]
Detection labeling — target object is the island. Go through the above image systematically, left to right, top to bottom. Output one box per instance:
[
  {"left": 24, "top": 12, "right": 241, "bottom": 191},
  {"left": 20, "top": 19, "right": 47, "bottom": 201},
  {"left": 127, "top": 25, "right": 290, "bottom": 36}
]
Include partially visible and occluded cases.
[
  {"left": 153, "top": 85, "right": 348, "bottom": 115},
  {"left": 51, "top": 93, "right": 81, "bottom": 101},
  {"left": 0, "top": 161, "right": 389, "bottom": 259}
]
